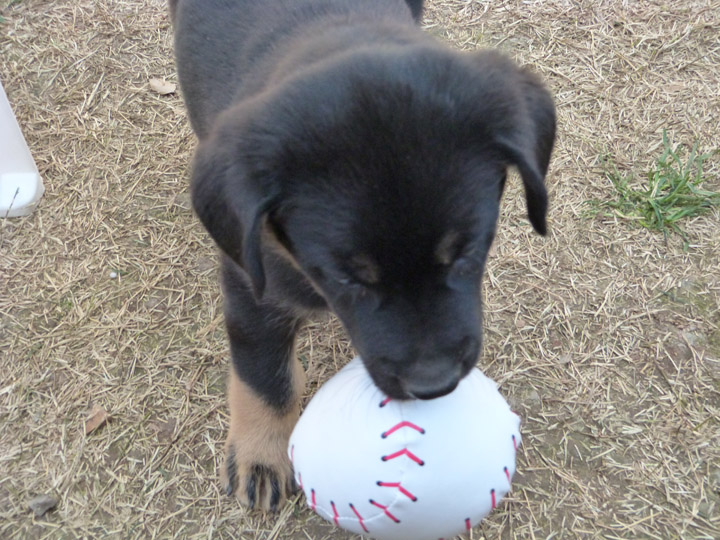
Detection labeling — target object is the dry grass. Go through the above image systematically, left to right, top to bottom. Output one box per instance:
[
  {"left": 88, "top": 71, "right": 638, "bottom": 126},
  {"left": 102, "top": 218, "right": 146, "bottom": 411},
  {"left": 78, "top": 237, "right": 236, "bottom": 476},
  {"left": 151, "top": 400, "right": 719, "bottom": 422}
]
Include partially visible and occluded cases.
[{"left": 1, "top": 0, "right": 719, "bottom": 538}]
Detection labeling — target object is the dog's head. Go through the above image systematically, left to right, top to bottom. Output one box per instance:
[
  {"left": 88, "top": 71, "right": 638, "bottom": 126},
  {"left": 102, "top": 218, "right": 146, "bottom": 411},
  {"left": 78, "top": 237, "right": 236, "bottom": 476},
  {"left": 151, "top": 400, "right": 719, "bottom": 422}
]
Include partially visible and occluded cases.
[{"left": 191, "top": 47, "right": 555, "bottom": 399}]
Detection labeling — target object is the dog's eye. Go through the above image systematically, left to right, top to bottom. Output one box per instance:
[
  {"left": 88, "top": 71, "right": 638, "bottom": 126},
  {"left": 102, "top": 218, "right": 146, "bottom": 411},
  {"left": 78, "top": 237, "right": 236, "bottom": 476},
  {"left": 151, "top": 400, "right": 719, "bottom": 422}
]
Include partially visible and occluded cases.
[
  {"left": 435, "top": 231, "right": 462, "bottom": 266},
  {"left": 343, "top": 253, "right": 380, "bottom": 286},
  {"left": 450, "top": 256, "right": 483, "bottom": 279},
  {"left": 324, "top": 273, "right": 362, "bottom": 289},
  {"left": 334, "top": 275, "right": 379, "bottom": 308},
  {"left": 336, "top": 276, "right": 373, "bottom": 296}
]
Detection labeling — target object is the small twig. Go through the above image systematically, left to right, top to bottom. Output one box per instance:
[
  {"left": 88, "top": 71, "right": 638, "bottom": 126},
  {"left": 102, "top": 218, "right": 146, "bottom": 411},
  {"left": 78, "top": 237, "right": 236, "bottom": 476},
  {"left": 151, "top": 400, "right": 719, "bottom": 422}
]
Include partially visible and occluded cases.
[{"left": 2, "top": 187, "right": 20, "bottom": 219}]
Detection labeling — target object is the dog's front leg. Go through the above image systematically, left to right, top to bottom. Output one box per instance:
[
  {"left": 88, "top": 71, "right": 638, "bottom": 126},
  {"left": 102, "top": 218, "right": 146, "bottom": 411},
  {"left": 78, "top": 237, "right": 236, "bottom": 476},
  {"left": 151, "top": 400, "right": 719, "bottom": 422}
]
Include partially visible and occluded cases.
[{"left": 219, "top": 256, "right": 305, "bottom": 511}]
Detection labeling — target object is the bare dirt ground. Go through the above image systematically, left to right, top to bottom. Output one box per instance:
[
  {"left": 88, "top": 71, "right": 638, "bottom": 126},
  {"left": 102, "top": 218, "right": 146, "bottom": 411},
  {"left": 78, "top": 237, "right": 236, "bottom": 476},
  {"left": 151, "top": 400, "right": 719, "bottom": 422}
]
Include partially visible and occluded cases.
[{"left": 1, "top": 0, "right": 719, "bottom": 538}]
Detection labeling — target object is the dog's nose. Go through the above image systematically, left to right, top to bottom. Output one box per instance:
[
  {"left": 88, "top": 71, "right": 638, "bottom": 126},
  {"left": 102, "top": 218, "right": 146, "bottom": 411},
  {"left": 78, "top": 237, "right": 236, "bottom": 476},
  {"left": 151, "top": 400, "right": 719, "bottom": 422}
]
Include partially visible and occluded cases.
[
  {"left": 401, "top": 336, "right": 479, "bottom": 400},
  {"left": 402, "top": 361, "right": 463, "bottom": 400},
  {"left": 406, "top": 378, "right": 459, "bottom": 400}
]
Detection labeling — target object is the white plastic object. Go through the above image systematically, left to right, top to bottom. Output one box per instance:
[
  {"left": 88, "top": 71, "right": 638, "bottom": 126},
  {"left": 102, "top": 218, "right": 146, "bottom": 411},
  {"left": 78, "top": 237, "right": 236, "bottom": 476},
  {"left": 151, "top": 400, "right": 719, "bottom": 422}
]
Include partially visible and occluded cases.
[
  {"left": 0, "top": 78, "right": 44, "bottom": 217},
  {"left": 289, "top": 357, "right": 521, "bottom": 540}
]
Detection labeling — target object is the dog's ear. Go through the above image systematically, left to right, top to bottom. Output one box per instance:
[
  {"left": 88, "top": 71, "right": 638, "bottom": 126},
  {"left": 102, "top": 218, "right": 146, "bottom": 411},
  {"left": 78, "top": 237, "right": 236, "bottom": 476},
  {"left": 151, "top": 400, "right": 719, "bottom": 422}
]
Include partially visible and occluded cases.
[
  {"left": 496, "top": 66, "right": 556, "bottom": 236},
  {"left": 190, "top": 117, "right": 281, "bottom": 297}
]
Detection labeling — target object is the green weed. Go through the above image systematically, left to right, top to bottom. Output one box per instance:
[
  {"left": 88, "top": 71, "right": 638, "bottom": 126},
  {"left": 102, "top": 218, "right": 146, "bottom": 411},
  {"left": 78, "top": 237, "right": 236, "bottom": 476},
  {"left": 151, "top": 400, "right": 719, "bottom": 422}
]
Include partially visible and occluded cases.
[{"left": 591, "top": 131, "right": 719, "bottom": 246}]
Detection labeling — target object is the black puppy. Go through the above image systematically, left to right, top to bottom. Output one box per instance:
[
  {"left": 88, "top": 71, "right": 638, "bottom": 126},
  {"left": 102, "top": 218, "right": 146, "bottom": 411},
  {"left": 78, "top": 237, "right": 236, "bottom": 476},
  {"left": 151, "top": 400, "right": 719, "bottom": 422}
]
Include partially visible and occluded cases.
[{"left": 170, "top": 0, "right": 555, "bottom": 511}]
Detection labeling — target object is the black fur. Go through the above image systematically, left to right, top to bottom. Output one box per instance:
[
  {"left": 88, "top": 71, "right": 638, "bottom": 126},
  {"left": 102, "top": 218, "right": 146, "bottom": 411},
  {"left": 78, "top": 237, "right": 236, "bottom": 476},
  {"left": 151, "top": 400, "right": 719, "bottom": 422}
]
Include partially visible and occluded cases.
[{"left": 172, "top": 0, "right": 555, "bottom": 406}]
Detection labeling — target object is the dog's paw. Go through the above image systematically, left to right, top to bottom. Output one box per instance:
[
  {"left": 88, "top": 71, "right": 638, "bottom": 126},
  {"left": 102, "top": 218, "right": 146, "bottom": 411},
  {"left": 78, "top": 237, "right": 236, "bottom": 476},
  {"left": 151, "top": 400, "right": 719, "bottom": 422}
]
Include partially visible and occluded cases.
[{"left": 221, "top": 443, "right": 297, "bottom": 511}]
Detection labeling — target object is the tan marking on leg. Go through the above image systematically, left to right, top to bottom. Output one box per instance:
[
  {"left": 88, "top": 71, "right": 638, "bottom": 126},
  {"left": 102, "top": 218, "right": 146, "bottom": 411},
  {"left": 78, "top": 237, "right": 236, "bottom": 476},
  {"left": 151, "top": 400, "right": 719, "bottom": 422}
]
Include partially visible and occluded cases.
[{"left": 221, "top": 356, "right": 305, "bottom": 510}]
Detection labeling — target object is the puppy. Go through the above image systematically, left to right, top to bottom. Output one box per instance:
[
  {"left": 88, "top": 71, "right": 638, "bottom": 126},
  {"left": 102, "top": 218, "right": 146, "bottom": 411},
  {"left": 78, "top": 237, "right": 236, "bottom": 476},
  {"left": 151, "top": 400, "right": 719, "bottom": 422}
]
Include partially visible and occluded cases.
[{"left": 170, "top": 0, "right": 555, "bottom": 511}]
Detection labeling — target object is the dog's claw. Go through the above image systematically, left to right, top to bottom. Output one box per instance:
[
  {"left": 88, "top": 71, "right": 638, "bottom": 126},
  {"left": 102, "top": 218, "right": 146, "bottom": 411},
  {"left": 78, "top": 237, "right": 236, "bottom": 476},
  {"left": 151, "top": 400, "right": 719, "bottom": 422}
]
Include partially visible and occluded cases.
[
  {"left": 224, "top": 447, "right": 237, "bottom": 496},
  {"left": 246, "top": 471, "right": 257, "bottom": 509},
  {"left": 269, "top": 472, "right": 281, "bottom": 511},
  {"left": 288, "top": 475, "right": 298, "bottom": 495}
]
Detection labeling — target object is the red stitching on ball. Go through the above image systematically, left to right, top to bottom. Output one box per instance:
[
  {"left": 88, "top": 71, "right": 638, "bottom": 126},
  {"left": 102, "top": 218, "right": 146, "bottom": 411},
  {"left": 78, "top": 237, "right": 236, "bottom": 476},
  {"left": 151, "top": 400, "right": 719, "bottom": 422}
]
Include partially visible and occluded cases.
[
  {"left": 379, "top": 397, "right": 392, "bottom": 408},
  {"left": 381, "top": 421, "right": 426, "bottom": 438},
  {"left": 512, "top": 434, "right": 517, "bottom": 452},
  {"left": 381, "top": 448, "right": 425, "bottom": 466},
  {"left": 504, "top": 466, "right": 511, "bottom": 484},
  {"left": 377, "top": 481, "right": 418, "bottom": 501},
  {"left": 311, "top": 488, "right": 317, "bottom": 511},
  {"left": 490, "top": 488, "right": 496, "bottom": 509},
  {"left": 369, "top": 499, "right": 401, "bottom": 523},
  {"left": 331, "top": 501, "right": 339, "bottom": 526},
  {"left": 349, "top": 503, "right": 369, "bottom": 532},
  {"left": 465, "top": 518, "right": 471, "bottom": 530}
]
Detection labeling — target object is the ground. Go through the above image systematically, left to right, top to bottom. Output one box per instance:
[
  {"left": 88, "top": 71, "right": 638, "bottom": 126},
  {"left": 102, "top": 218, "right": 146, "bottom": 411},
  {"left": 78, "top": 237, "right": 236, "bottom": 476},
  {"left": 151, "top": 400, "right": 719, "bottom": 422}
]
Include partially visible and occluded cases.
[{"left": 1, "top": 0, "right": 719, "bottom": 538}]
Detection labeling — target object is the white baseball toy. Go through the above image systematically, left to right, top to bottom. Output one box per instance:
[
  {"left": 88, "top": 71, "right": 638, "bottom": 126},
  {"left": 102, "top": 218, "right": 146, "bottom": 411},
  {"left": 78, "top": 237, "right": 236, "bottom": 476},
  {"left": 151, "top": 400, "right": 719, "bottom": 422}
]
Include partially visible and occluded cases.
[{"left": 289, "top": 357, "right": 521, "bottom": 540}]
